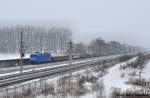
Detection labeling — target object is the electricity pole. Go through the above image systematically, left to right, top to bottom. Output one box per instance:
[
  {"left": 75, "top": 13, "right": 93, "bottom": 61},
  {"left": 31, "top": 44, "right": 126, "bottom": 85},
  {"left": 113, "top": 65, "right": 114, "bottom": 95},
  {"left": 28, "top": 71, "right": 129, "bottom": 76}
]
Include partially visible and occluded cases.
[
  {"left": 20, "top": 32, "right": 25, "bottom": 73},
  {"left": 20, "top": 32, "right": 23, "bottom": 73},
  {"left": 68, "top": 39, "right": 73, "bottom": 75},
  {"left": 69, "top": 39, "right": 73, "bottom": 66}
]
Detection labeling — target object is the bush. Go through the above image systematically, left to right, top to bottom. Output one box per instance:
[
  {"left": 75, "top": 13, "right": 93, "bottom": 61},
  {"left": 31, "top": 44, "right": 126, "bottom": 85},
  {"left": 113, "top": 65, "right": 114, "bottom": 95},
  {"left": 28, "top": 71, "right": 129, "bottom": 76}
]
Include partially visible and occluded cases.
[
  {"left": 120, "top": 53, "right": 149, "bottom": 70},
  {"left": 126, "top": 77, "right": 149, "bottom": 87}
]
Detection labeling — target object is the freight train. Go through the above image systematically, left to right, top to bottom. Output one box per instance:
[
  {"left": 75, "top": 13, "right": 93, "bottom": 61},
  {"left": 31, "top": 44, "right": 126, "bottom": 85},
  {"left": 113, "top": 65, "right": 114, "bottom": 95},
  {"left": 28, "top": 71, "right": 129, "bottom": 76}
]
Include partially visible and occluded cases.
[{"left": 30, "top": 52, "right": 93, "bottom": 64}]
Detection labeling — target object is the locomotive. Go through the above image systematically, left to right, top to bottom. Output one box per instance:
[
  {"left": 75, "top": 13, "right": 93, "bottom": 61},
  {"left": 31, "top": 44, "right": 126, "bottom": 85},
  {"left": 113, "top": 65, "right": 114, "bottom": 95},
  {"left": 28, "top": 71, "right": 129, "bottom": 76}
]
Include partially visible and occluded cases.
[{"left": 30, "top": 52, "right": 53, "bottom": 63}]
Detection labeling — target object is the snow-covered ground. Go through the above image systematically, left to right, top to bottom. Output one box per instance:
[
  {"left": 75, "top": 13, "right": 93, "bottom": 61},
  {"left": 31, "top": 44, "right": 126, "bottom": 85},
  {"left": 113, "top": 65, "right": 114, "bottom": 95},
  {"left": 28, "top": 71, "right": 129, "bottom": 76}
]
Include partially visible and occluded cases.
[
  {"left": 0, "top": 53, "right": 30, "bottom": 60},
  {"left": 2, "top": 56, "right": 150, "bottom": 98},
  {"left": 103, "top": 56, "right": 150, "bottom": 97},
  {"left": 103, "top": 57, "right": 139, "bottom": 96},
  {"left": 142, "top": 61, "right": 150, "bottom": 80},
  {"left": 103, "top": 63, "right": 129, "bottom": 95}
]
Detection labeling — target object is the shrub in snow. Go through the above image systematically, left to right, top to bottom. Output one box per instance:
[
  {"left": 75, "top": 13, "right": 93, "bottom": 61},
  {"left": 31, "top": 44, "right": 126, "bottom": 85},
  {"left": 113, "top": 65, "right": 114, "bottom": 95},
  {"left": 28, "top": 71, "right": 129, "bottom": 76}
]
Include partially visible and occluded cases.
[
  {"left": 120, "top": 54, "right": 149, "bottom": 71},
  {"left": 119, "top": 55, "right": 133, "bottom": 62},
  {"left": 94, "top": 64, "right": 103, "bottom": 72},
  {"left": 128, "top": 70, "right": 137, "bottom": 77},
  {"left": 56, "top": 74, "right": 88, "bottom": 97},
  {"left": 78, "top": 75, "right": 85, "bottom": 87},
  {"left": 126, "top": 77, "right": 150, "bottom": 88},
  {"left": 93, "top": 79, "right": 105, "bottom": 91},
  {"left": 44, "top": 82, "right": 55, "bottom": 96},
  {"left": 110, "top": 85, "right": 150, "bottom": 97},
  {"left": 21, "top": 87, "right": 32, "bottom": 97},
  {"left": 111, "top": 87, "right": 122, "bottom": 98},
  {"left": 120, "top": 88, "right": 150, "bottom": 97}
]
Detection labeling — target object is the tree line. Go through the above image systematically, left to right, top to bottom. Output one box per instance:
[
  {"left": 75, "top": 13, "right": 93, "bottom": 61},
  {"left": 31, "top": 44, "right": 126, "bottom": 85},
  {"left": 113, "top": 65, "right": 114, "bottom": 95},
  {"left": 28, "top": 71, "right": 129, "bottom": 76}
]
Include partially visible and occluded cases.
[
  {"left": 0, "top": 25, "right": 142, "bottom": 56},
  {"left": 74, "top": 37, "right": 142, "bottom": 57}
]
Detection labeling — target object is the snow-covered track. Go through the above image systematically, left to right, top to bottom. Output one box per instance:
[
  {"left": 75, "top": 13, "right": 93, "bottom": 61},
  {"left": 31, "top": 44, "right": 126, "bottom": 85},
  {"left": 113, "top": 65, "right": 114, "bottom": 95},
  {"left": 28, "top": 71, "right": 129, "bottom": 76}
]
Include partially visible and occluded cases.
[{"left": 0, "top": 55, "right": 124, "bottom": 88}]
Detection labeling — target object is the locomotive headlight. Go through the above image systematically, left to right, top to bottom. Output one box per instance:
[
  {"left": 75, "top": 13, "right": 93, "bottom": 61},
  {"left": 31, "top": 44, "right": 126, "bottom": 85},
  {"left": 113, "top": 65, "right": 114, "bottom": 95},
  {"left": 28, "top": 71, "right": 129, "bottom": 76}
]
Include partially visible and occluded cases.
[{"left": 31, "top": 58, "right": 36, "bottom": 60}]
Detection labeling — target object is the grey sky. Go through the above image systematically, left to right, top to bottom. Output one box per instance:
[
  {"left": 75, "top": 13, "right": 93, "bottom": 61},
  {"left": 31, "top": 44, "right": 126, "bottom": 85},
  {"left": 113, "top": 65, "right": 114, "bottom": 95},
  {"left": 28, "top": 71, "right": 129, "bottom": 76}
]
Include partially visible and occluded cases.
[{"left": 0, "top": 0, "right": 150, "bottom": 48}]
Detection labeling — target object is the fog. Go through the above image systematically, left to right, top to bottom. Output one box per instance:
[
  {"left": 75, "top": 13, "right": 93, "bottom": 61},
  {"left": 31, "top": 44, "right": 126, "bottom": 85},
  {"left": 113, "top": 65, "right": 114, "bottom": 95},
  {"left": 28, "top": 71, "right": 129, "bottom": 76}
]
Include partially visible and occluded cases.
[{"left": 0, "top": 0, "right": 150, "bottom": 48}]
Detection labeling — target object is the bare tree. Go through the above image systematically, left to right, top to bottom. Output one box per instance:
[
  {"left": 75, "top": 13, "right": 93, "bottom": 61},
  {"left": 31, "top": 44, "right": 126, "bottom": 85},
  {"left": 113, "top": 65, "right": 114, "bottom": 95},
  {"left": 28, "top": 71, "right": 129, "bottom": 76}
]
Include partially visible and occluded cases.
[
  {"left": 89, "top": 37, "right": 106, "bottom": 56},
  {"left": 74, "top": 42, "right": 87, "bottom": 57}
]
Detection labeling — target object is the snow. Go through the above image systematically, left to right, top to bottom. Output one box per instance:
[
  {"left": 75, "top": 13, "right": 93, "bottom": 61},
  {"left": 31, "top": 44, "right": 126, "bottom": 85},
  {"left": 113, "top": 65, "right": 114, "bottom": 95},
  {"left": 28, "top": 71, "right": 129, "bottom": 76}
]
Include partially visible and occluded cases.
[
  {"left": 0, "top": 53, "right": 30, "bottom": 60},
  {"left": 102, "top": 56, "right": 150, "bottom": 97},
  {"left": 103, "top": 57, "right": 138, "bottom": 96},
  {"left": 142, "top": 61, "right": 150, "bottom": 80},
  {"left": 103, "top": 63, "right": 129, "bottom": 95},
  {"left": 0, "top": 71, "right": 20, "bottom": 76},
  {"left": 83, "top": 82, "right": 93, "bottom": 91},
  {"left": 36, "top": 93, "right": 96, "bottom": 98},
  {"left": 79, "top": 93, "right": 96, "bottom": 98}
]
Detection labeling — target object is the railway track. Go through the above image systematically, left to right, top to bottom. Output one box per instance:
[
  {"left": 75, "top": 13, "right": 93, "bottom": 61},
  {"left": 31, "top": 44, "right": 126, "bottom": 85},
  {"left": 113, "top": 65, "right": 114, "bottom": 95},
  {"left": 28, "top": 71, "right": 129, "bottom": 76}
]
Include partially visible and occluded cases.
[
  {"left": 0, "top": 55, "right": 125, "bottom": 88},
  {"left": 0, "top": 56, "right": 103, "bottom": 74}
]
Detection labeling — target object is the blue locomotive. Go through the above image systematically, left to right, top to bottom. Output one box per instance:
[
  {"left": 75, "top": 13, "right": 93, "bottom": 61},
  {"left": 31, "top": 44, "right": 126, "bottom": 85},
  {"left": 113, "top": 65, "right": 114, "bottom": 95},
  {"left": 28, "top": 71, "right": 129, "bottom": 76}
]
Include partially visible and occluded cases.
[{"left": 30, "top": 52, "right": 52, "bottom": 63}]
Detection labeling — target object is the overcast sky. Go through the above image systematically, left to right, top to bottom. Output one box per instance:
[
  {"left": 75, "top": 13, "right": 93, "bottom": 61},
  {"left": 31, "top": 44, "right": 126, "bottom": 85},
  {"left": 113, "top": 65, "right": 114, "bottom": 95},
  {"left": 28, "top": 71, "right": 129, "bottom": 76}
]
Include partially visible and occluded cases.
[{"left": 0, "top": 0, "right": 150, "bottom": 48}]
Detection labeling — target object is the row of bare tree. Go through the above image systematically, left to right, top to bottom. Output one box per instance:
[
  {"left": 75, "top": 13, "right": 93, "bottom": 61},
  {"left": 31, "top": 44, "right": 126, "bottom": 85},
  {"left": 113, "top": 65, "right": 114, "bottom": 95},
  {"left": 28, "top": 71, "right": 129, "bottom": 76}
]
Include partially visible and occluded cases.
[
  {"left": 0, "top": 25, "right": 142, "bottom": 56},
  {"left": 0, "top": 25, "right": 72, "bottom": 56},
  {"left": 73, "top": 37, "right": 142, "bottom": 57}
]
